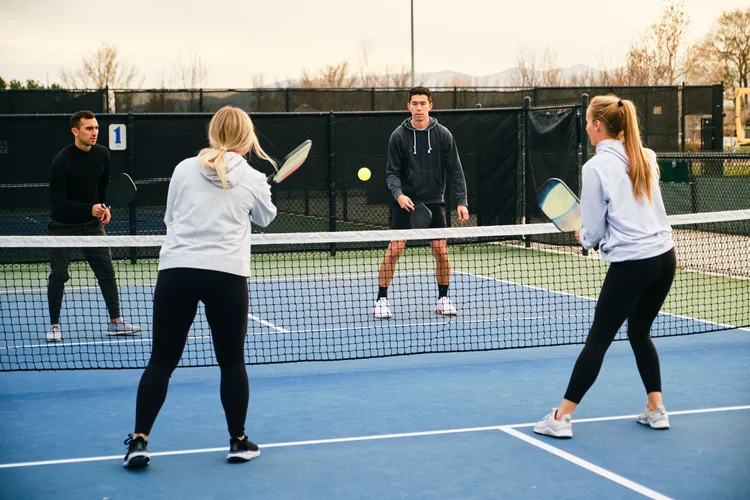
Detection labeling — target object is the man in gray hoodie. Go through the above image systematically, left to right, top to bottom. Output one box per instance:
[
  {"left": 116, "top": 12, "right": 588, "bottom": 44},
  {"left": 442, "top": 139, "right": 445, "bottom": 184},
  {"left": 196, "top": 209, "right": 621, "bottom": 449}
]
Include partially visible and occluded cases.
[{"left": 374, "top": 87, "right": 469, "bottom": 319}]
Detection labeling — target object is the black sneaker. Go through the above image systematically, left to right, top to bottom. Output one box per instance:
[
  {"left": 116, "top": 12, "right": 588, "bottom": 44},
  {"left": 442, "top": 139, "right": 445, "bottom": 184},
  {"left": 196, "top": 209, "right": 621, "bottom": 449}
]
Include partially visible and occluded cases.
[
  {"left": 123, "top": 434, "right": 150, "bottom": 468},
  {"left": 226, "top": 437, "right": 261, "bottom": 463}
]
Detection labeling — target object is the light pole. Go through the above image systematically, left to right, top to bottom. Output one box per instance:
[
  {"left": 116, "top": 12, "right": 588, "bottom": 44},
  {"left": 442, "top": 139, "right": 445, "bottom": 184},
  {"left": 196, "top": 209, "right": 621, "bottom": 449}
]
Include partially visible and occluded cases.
[{"left": 410, "top": 0, "right": 415, "bottom": 87}]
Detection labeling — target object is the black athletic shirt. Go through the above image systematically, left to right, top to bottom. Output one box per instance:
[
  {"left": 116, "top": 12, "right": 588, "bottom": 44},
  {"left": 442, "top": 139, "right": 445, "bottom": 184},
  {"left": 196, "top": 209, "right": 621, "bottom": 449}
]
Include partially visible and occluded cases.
[{"left": 49, "top": 144, "right": 110, "bottom": 224}]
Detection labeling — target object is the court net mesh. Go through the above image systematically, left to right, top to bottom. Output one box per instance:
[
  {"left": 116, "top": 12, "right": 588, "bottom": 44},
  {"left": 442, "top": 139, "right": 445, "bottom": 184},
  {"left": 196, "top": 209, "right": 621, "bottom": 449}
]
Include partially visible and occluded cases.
[{"left": 1, "top": 210, "right": 748, "bottom": 371}]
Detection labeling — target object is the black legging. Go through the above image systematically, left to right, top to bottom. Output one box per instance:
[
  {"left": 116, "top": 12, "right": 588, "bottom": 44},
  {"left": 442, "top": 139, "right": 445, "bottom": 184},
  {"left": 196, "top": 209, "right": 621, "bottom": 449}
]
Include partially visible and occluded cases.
[
  {"left": 47, "top": 220, "right": 121, "bottom": 323},
  {"left": 564, "top": 248, "right": 676, "bottom": 404},
  {"left": 135, "top": 268, "right": 250, "bottom": 438}
]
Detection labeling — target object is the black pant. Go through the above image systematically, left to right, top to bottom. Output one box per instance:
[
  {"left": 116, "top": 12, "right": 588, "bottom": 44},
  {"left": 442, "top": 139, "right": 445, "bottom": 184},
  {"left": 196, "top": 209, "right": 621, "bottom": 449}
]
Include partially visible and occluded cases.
[
  {"left": 47, "top": 219, "right": 120, "bottom": 324},
  {"left": 564, "top": 248, "right": 676, "bottom": 404},
  {"left": 134, "top": 268, "right": 250, "bottom": 438}
]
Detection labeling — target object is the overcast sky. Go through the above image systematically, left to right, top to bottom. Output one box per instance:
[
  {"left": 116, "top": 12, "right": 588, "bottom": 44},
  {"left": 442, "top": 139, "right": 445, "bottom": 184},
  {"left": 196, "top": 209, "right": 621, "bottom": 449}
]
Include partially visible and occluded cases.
[{"left": 1, "top": 0, "right": 747, "bottom": 88}]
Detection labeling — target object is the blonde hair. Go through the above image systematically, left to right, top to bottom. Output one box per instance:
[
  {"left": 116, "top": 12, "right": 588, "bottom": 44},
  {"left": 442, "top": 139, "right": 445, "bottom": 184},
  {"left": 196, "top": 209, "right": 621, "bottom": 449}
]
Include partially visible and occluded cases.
[
  {"left": 589, "top": 95, "right": 655, "bottom": 203},
  {"left": 198, "top": 106, "right": 276, "bottom": 189}
]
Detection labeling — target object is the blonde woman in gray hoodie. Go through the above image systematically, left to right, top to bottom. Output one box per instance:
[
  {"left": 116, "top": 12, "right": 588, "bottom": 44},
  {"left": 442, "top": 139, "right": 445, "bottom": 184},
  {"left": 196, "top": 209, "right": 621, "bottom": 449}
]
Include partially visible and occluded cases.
[{"left": 123, "top": 106, "right": 277, "bottom": 468}]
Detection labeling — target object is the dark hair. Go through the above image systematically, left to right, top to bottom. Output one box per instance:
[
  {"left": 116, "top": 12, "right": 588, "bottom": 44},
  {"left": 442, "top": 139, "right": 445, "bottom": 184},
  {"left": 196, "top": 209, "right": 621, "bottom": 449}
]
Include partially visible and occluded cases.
[
  {"left": 409, "top": 86, "right": 432, "bottom": 103},
  {"left": 70, "top": 110, "right": 96, "bottom": 129}
]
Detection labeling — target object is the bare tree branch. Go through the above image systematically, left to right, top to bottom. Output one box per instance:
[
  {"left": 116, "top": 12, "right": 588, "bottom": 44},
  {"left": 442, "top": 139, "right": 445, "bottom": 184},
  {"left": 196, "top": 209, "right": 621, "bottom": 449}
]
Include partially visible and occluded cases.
[{"left": 59, "top": 44, "right": 141, "bottom": 89}]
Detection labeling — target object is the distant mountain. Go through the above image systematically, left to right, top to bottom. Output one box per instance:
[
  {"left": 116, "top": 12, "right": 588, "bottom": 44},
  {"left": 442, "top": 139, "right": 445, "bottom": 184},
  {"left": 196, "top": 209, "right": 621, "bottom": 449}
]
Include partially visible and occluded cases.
[{"left": 271, "top": 65, "right": 599, "bottom": 88}]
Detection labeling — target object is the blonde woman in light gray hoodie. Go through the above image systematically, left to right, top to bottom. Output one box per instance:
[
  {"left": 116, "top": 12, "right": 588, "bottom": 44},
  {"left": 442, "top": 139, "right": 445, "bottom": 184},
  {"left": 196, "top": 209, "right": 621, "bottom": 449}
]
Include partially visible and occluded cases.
[{"left": 123, "top": 106, "right": 277, "bottom": 468}]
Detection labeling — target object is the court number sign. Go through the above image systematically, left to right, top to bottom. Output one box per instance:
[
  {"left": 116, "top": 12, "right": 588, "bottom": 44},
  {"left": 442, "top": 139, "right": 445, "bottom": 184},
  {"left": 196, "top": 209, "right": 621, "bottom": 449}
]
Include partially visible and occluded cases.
[{"left": 109, "top": 124, "right": 127, "bottom": 151}]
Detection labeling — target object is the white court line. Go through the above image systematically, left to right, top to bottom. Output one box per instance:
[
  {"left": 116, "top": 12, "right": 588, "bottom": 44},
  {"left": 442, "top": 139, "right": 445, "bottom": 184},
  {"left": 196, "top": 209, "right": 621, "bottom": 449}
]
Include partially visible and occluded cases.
[
  {"left": 456, "top": 270, "right": 750, "bottom": 333},
  {"left": 248, "top": 314, "right": 289, "bottom": 334},
  {"left": 0, "top": 405, "right": 747, "bottom": 470},
  {"left": 499, "top": 426, "right": 672, "bottom": 500}
]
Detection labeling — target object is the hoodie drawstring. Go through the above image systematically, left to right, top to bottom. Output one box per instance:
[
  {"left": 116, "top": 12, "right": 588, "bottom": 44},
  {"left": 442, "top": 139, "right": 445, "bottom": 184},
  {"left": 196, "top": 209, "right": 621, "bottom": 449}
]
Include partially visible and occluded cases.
[{"left": 412, "top": 129, "right": 432, "bottom": 155}]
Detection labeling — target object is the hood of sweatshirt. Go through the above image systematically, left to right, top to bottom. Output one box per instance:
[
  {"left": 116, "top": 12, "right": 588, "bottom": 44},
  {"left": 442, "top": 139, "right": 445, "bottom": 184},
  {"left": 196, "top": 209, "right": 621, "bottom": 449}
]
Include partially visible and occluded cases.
[
  {"left": 401, "top": 117, "right": 439, "bottom": 155},
  {"left": 199, "top": 152, "right": 248, "bottom": 188}
]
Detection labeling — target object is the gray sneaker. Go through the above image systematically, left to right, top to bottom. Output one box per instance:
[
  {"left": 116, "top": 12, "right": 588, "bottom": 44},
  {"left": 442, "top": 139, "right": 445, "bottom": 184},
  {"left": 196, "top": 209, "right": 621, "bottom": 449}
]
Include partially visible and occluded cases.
[
  {"left": 106, "top": 319, "right": 142, "bottom": 336},
  {"left": 46, "top": 324, "right": 62, "bottom": 342},
  {"left": 637, "top": 405, "right": 670, "bottom": 429},
  {"left": 533, "top": 408, "right": 573, "bottom": 438}
]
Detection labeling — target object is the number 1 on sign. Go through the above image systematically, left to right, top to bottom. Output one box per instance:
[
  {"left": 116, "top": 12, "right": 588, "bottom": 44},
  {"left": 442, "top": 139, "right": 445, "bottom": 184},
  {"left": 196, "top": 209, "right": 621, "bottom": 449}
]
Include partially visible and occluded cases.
[{"left": 108, "top": 124, "right": 127, "bottom": 151}]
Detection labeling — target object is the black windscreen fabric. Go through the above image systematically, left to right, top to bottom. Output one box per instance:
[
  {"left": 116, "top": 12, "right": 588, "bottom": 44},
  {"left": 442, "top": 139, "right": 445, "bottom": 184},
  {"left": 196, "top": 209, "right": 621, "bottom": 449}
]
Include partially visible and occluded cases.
[{"left": 526, "top": 108, "right": 580, "bottom": 223}]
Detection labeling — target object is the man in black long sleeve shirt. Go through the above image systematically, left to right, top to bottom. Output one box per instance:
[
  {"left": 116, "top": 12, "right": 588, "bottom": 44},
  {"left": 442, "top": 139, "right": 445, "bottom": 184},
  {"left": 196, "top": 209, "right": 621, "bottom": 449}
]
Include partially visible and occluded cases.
[{"left": 46, "top": 110, "right": 141, "bottom": 342}]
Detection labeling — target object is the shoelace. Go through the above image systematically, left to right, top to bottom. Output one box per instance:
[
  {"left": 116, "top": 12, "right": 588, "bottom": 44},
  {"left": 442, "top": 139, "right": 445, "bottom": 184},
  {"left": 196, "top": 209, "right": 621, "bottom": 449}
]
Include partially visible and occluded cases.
[{"left": 124, "top": 433, "right": 146, "bottom": 446}]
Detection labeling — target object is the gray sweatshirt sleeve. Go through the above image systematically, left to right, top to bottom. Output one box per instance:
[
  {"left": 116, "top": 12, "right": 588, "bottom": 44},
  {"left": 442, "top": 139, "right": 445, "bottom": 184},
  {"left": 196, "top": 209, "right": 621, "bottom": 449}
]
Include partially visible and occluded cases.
[
  {"left": 444, "top": 130, "right": 468, "bottom": 207},
  {"left": 385, "top": 132, "right": 404, "bottom": 200},
  {"left": 579, "top": 163, "right": 608, "bottom": 249},
  {"left": 163, "top": 169, "right": 179, "bottom": 227},
  {"left": 248, "top": 171, "right": 277, "bottom": 228}
]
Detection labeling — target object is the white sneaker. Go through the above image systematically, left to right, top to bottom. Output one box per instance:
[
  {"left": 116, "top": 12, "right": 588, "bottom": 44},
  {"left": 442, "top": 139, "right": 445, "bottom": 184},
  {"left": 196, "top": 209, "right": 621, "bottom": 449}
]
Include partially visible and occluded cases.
[
  {"left": 435, "top": 296, "right": 457, "bottom": 315},
  {"left": 373, "top": 297, "right": 393, "bottom": 319},
  {"left": 107, "top": 319, "right": 142, "bottom": 336},
  {"left": 46, "top": 324, "right": 62, "bottom": 342},
  {"left": 637, "top": 405, "right": 670, "bottom": 429},
  {"left": 533, "top": 408, "right": 573, "bottom": 438}
]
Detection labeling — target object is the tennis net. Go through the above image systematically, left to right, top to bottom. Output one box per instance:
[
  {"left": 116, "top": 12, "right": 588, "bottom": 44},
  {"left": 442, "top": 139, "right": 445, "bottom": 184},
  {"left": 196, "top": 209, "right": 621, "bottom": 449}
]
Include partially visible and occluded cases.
[{"left": 1, "top": 210, "right": 749, "bottom": 371}]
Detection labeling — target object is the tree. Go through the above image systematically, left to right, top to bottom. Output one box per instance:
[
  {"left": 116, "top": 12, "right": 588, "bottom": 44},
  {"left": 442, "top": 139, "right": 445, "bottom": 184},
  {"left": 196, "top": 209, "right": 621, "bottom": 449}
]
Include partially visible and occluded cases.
[
  {"left": 624, "top": 0, "right": 690, "bottom": 85},
  {"left": 708, "top": 9, "right": 750, "bottom": 89},
  {"left": 682, "top": 39, "right": 729, "bottom": 85},
  {"left": 358, "top": 40, "right": 383, "bottom": 87},
  {"left": 60, "top": 44, "right": 140, "bottom": 89},
  {"left": 508, "top": 47, "right": 538, "bottom": 87},
  {"left": 540, "top": 49, "right": 563, "bottom": 86},
  {"left": 172, "top": 51, "right": 208, "bottom": 89},
  {"left": 299, "top": 62, "right": 356, "bottom": 88},
  {"left": 384, "top": 64, "right": 412, "bottom": 87},
  {"left": 251, "top": 74, "right": 266, "bottom": 88},
  {"left": 0, "top": 76, "right": 7, "bottom": 89},
  {"left": 6, "top": 79, "right": 61, "bottom": 89}
]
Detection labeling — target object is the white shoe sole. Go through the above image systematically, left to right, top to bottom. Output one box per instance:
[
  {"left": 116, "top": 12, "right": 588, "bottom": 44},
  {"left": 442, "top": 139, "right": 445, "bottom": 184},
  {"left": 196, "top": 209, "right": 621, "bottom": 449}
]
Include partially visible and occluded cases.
[
  {"left": 435, "top": 308, "right": 457, "bottom": 315},
  {"left": 373, "top": 309, "right": 392, "bottom": 319},
  {"left": 45, "top": 336, "right": 62, "bottom": 342},
  {"left": 637, "top": 417, "right": 670, "bottom": 429},
  {"left": 533, "top": 424, "right": 572, "bottom": 439},
  {"left": 227, "top": 449, "right": 261, "bottom": 462},
  {"left": 123, "top": 451, "right": 150, "bottom": 468}
]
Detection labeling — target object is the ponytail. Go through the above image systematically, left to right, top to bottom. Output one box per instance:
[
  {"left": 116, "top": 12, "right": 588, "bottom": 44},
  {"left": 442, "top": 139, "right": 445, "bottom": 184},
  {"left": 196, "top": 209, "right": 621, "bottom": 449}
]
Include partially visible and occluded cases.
[
  {"left": 589, "top": 95, "right": 656, "bottom": 203},
  {"left": 620, "top": 100, "right": 654, "bottom": 204},
  {"left": 198, "top": 106, "right": 277, "bottom": 189},
  {"left": 198, "top": 146, "right": 230, "bottom": 189}
]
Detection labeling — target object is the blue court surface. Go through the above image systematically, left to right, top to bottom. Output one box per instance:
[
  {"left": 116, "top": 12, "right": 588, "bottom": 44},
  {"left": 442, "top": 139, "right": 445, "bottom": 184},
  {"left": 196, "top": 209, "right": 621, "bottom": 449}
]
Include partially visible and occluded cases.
[
  {"left": 1, "top": 270, "right": 724, "bottom": 369},
  {"left": 1, "top": 325, "right": 748, "bottom": 499}
]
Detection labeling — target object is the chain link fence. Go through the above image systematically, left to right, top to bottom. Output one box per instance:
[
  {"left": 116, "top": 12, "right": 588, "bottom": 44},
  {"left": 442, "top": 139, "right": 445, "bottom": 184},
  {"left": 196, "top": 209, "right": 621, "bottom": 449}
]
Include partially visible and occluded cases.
[{"left": 2, "top": 105, "right": 747, "bottom": 239}]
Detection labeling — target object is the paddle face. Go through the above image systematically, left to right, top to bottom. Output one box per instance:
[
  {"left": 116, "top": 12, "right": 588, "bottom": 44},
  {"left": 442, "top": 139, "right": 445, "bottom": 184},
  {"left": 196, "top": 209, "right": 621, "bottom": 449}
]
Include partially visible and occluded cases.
[
  {"left": 268, "top": 140, "right": 312, "bottom": 185},
  {"left": 105, "top": 173, "right": 137, "bottom": 208},
  {"left": 536, "top": 178, "right": 581, "bottom": 232},
  {"left": 410, "top": 203, "right": 433, "bottom": 228}
]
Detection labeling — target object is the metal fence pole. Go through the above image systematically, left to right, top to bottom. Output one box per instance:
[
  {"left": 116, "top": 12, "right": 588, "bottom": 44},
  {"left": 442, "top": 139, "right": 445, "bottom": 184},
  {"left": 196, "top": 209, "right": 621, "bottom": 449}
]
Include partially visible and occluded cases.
[
  {"left": 681, "top": 82, "right": 686, "bottom": 152},
  {"left": 581, "top": 93, "right": 589, "bottom": 165},
  {"left": 523, "top": 96, "right": 531, "bottom": 247},
  {"left": 328, "top": 112, "right": 337, "bottom": 255},
  {"left": 127, "top": 113, "right": 137, "bottom": 263}
]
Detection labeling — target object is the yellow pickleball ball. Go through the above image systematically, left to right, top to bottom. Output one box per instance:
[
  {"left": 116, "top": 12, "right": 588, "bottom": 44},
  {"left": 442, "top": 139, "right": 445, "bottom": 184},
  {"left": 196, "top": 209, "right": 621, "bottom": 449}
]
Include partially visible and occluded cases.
[{"left": 358, "top": 167, "right": 371, "bottom": 181}]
